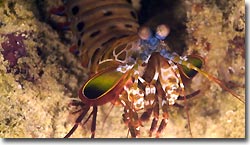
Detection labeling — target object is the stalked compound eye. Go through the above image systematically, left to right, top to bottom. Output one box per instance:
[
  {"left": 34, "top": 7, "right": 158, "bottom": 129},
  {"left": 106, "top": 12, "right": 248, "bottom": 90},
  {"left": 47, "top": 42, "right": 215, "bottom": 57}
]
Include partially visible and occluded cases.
[
  {"left": 155, "top": 24, "right": 170, "bottom": 40},
  {"left": 138, "top": 26, "right": 152, "bottom": 40},
  {"left": 179, "top": 55, "right": 204, "bottom": 79},
  {"left": 79, "top": 67, "right": 130, "bottom": 106}
]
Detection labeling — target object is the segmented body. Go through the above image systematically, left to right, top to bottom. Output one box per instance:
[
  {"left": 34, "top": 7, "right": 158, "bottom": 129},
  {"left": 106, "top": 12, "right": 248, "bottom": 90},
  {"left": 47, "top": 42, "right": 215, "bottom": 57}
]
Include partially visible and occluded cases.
[
  {"left": 52, "top": 0, "right": 244, "bottom": 138},
  {"left": 65, "top": 0, "right": 139, "bottom": 72}
]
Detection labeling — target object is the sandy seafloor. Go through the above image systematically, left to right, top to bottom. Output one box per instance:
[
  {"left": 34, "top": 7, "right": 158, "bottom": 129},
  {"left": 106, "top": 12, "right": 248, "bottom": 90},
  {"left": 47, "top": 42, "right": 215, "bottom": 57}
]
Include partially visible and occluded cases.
[{"left": 0, "top": 0, "right": 246, "bottom": 139}]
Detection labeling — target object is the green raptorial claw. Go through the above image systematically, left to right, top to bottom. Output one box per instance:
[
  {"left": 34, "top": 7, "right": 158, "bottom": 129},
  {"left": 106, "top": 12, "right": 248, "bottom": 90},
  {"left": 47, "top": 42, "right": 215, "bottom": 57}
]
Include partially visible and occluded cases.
[
  {"left": 179, "top": 55, "right": 204, "bottom": 79},
  {"left": 79, "top": 66, "right": 132, "bottom": 106},
  {"left": 83, "top": 69, "right": 124, "bottom": 99}
]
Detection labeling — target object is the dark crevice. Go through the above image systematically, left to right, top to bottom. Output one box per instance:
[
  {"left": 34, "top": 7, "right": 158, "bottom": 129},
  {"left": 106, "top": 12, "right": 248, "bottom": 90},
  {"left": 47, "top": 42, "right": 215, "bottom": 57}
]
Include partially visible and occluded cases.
[
  {"left": 71, "top": 6, "right": 79, "bottom": 15},
  {"left": 76, "top": 22, "right": 85, "bottom": 32},
  {"left": 90, "top": 30, "right": 101, "bottom": 38}
]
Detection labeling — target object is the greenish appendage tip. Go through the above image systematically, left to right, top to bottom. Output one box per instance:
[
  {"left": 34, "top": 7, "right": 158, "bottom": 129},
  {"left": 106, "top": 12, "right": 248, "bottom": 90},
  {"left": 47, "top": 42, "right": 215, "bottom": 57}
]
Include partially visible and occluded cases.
[{"left": 84, "top": 71, "right": 123, "bottom": 99}]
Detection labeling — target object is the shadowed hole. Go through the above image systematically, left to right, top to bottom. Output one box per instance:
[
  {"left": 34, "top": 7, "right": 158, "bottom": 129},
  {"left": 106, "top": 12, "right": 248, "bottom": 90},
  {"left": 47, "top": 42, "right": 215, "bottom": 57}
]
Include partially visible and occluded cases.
[
  {"left": 126, "top": 0, "right": 132, "bottom": 4},
  {"left": 71, "top": 6, "right": 79, "bottom": 15},
  {"left": 103, "top": 11, "right": 113, "bottom": 16},
  {"left": 130, "top": 11, "right": 137, "bottom": 19},
  {"left": 76, "top": 21, "right": 85, "bottom": 31},
  {"left": 125, "top": 24, "right": 133, "bottom": 28},
  {"left": 109, "top": 25, "right": 116, "bottom": 29},
  {"left": 90, "top": 30, "right": 101, "bottom": 38},
  {"left": 101, "top": 37, "right": 116, "bottom": 46},
  {"left": 77, "top": 39, "right": 81, "bottom": 46},
  {"left": 91, "top": 48, "right": 101, "bottom": 65}
]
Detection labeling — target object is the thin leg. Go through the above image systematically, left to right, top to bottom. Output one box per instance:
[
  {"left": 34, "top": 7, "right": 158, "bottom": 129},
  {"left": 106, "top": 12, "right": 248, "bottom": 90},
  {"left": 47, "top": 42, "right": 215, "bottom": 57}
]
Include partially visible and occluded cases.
[
  {"left": 168, "top": 60, "right": 193, "bottom": 137},
  {"left": 174, "top": 90, "right": 200, "bottom": 108},
  {"left": 177, "top": 90, "right": 200, "bottom": 100},
  {"left": 149, "top": 96, "right": 159, "bottom": 137},
  {"left": 156, "top": 96, "right": 169, "bottom": 138},
  {"left": 69, "top": 99, "right": 85, "bottom": 107},
  {"left": 69, "top": 99, "right": 85, "bottom": 114},
  {"left": 101, "top": 103, "right": 115, "bottom": 130},
  {"left": 121, "top": 103, "right": 142, "bottom": 138},
  {"left": 64, "top": 106, "right": 90, "bottom": 138},
  {"left": 91, "top": 106, "right": 98, "bottom": 138},
  {"left": 140, "top": 108, "right": 153, "bottom": 121},
  {"left": 71, "top": 109, "right": 83, "bottom": 114},
  {"left": 129, "top": 109, "right": 141, "bottom": 138},
  {"left": 149, "top": 118, "right": 158, "bottom": 137},
  {"left": 156, "top": 119, "right": 168, "bottom": 138},
  {"left": 129, "top": 124, "right": 137, "bottom": 138},
  {"left": 126, "top": 128, "right": 130, "bottom": 138}
]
